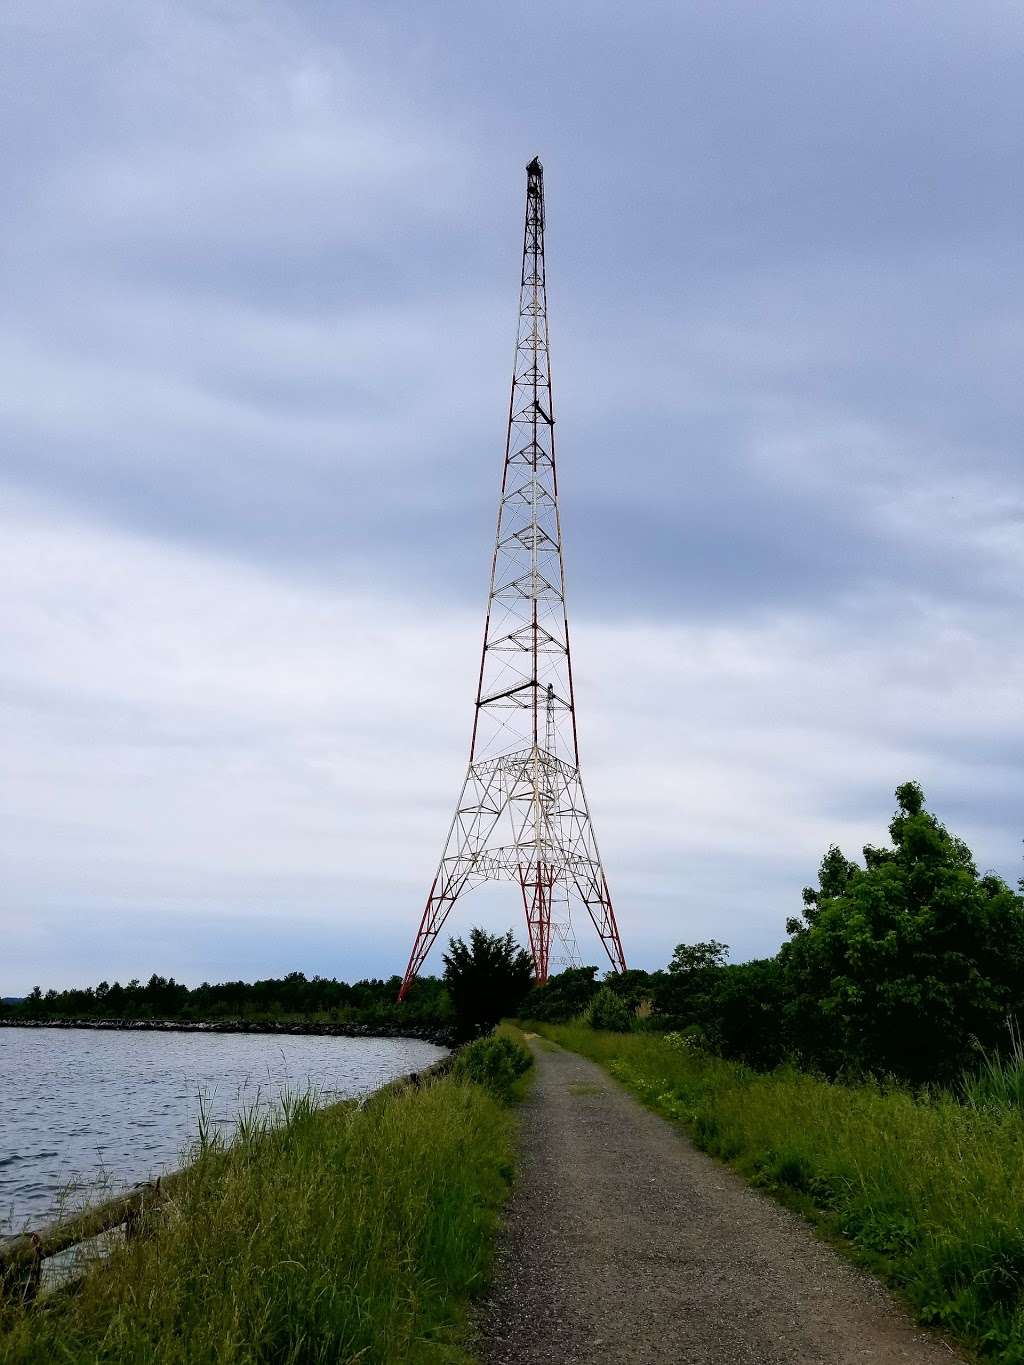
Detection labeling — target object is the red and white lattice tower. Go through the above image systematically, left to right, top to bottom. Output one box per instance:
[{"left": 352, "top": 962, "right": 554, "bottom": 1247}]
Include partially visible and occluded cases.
[{"left": 398, "top": 157, "right": 626, "bottom": 998}]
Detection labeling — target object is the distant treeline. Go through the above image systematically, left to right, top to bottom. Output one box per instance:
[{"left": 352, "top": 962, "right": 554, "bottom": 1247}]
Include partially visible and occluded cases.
[
  {"left": 530, "top": 782, "right": 1024, "bottom": 1085},
  {"left": 5, "top": 971, "right": 451, "bottom": 1030}
]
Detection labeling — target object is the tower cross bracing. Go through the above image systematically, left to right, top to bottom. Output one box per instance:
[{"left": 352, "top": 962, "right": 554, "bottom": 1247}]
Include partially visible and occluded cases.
[{"left": 398, "top": 157, "right": 626, "bottom": 997}]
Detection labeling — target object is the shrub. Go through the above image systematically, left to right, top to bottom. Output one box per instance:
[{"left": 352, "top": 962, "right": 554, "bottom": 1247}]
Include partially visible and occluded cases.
[
  {"left": 584, "top": 986, "right": 632, "bottom": 1032},
  {"left": 663, "top": 1027, "right": 708, "bottom": 1054},
  {"left": 453, "top": 1034, "right": 532, "bottom": 1100}
]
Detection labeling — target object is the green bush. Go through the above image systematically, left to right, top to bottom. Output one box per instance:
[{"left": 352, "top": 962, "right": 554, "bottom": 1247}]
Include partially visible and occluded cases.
[
  {"left": 583, "top": 986, "right": 632, "bottom": 1032},
  {"left": 453, "top": 1033, "right": 532, "bottom": 1100}
]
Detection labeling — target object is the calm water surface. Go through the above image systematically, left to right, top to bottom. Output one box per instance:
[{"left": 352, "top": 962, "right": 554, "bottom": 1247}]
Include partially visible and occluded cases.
[{"left": 0, "top": 1028, "right": 446, "bottom": 1236}]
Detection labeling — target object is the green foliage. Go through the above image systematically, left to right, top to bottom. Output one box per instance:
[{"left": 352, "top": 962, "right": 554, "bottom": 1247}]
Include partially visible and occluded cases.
[
  {"left": 781, "top": 781, "right": 1024, "bottom": 1080},
  {"left": 586, "top": 784, "right": 1024, "bottom": 1083},
  {"left": 442, "top": 928, "right": 534, "bottom": 1039},
  {"left": 667, "top": 940, "right": 728, "bottom": 975},
  {"left": 650, "top": 941, "right": 729, "bottom": 1039},
  {"left": 696, "top": 957, "right": 788, "bottom": 1070},
  {"left": 523, "top": 965, "right": 600, "bottom": 1022},
  {"left": 601, "top": 967, "right": 656, "bottom": 1012},
  {"left": 583, "top": 985, "right": 632, "bottom": 1032},
  {"left": 536, "top": 1022, "right": 1024, "bottom": 1365},
  {"left": 452, "top": 1033, "right": 533, "bottom": 1100},
  {"left": 0, "top": 1076, "right": 517, "bottom": 1363}
]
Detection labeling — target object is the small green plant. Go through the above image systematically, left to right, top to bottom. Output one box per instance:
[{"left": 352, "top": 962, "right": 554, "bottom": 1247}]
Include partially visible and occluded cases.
[
  {"left": 583, "top": 985, "right": 632, "bottom": 1032},
  {"left": 961, "top": 1022, "right": 1024, "bottom": 1110},
  {"left": 453, "top": 1033, "right": 532, "bottom": 1100}
]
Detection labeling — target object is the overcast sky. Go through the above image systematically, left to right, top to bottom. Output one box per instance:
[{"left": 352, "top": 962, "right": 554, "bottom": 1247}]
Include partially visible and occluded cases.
[{"left": 3, "top": 0, "right": 1023, "bottom": 992}]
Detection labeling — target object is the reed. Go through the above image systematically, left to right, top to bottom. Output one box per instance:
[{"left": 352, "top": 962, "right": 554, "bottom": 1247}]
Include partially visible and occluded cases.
[{"left": 0, "top": 1052, "right": 527, "bottom": 1364}]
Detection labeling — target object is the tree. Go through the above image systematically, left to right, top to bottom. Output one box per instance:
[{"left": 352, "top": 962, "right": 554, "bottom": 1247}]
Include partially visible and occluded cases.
[
  {"left": 781, "top": 782, "right": 1024, "bottom": 1081},
  {"left": 442, "top": 928, "right": 534, "bottom": 1038},
  {"left": 652, "top": 940, "right": 729, "bottom": 1024},
  {"left": 668, "top": 941, "right": 729, "bottom": 975},
  {"left": 524, "top": 965, "right": 600, "bottom": 1022},
  {"left": 603, "top": 967, "right": 656, "bottom": 1012}
]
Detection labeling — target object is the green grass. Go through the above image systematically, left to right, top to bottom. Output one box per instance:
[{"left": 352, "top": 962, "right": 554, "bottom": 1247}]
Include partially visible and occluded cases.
[
  {"left": 532, "top": 1022, "right": 1024, "bottom": 1363},
  {"left": 1, "top": 1050, "right": 530, "bottom": 1365}
]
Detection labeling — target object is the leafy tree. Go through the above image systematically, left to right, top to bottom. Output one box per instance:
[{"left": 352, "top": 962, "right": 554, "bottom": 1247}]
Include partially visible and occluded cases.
[
  {"left": 781, "top": 782, "right": 1024, "bottom": 1080},
  {"left": 442, "top": 928, "right": 534, "bottom": 1038},
  {"left": 652, "top": 940, "right": 729, "bottom": 1024},
  {"left": 668, "top": 941, "right": 729, "bottom": 975},
  {"left": 524, "top": 965, "right": 600, "bottom": 1022},
  {"left": 6, "top": 971, "right": 454, "bottom": 1031}
]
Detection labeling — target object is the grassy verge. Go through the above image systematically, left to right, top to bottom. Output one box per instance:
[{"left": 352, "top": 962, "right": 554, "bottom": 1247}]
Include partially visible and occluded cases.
[
  {"left": 531, "top": 1022, "right": 1024, "bottom": 1363},
  {"left": 1, "top": 1038, "right": 531, "bottom": 1364}
]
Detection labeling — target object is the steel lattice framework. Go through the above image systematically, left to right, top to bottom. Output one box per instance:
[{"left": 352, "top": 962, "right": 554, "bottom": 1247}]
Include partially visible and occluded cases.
[{"left": 398, "top": 157, "right": 626, "bottom": 998}]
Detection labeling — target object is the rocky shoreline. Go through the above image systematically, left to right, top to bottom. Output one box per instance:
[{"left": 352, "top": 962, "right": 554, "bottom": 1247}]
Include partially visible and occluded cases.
[{"left": 0, "top": 1017, "right": 455, "bottom": 1047}]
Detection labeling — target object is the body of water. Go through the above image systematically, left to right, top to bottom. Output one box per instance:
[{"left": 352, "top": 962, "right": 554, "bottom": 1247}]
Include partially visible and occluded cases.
[{"left": 0, "top": 1027, "right": 447, "bottom": 1236}]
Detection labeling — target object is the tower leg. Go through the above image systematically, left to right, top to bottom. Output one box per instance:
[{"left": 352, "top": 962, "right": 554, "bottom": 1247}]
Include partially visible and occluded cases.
[
  {"left": 397, "top": 762, "right": 509, "bottom": 999},
  {"left": 519, "top": 863, "right": 555, "bottom": 984},
  {"left": 573, "top": 869, "right": 627, "bottom": 974},
  {"left": 398, "top": 873, "right": 462, "bottom": 1000}
]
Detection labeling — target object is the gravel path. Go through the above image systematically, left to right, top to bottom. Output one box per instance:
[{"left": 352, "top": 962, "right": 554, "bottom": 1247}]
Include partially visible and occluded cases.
[{"left": 475, "top": 1037, "right": 961, "bottom": 1365}]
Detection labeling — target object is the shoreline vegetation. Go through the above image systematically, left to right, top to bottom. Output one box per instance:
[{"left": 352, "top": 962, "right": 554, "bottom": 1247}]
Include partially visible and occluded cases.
[
  {"left": 0, "top": 1016, "right": 454, "bottom": 1045},
  {"left": 532, "top": 1022, "right": 1024, "bottom": 1364},
  {"left": 0, "top": 1031, "right": 533, "bottom": 1364}
]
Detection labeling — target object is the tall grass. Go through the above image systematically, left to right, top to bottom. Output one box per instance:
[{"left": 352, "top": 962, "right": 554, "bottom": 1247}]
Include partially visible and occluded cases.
[
  {"left": 534, "top": 1022, "right": 1024, "bottom": 1362},
  {"left": 962, "top": 1023, "right": 1024, "bottom": 1112},
  {"left": 1, "top": 1065, "right": 523, "bottom": 1364}
]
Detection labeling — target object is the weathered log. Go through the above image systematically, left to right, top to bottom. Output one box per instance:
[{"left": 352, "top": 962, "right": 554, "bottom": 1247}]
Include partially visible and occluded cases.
[{"left": 0, "top": 1177, "right": 167, "bottom": 1279}]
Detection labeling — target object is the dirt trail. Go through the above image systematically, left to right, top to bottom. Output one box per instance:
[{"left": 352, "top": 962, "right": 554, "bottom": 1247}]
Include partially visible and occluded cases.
[{"left": 475, "top": 1038, "right": 961, "bottom": 1365}]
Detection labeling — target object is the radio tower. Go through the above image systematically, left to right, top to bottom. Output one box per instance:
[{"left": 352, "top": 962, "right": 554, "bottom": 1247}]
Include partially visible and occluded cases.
[{"left": 398, "top": 157, "right": 626, "bottom": 998}]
